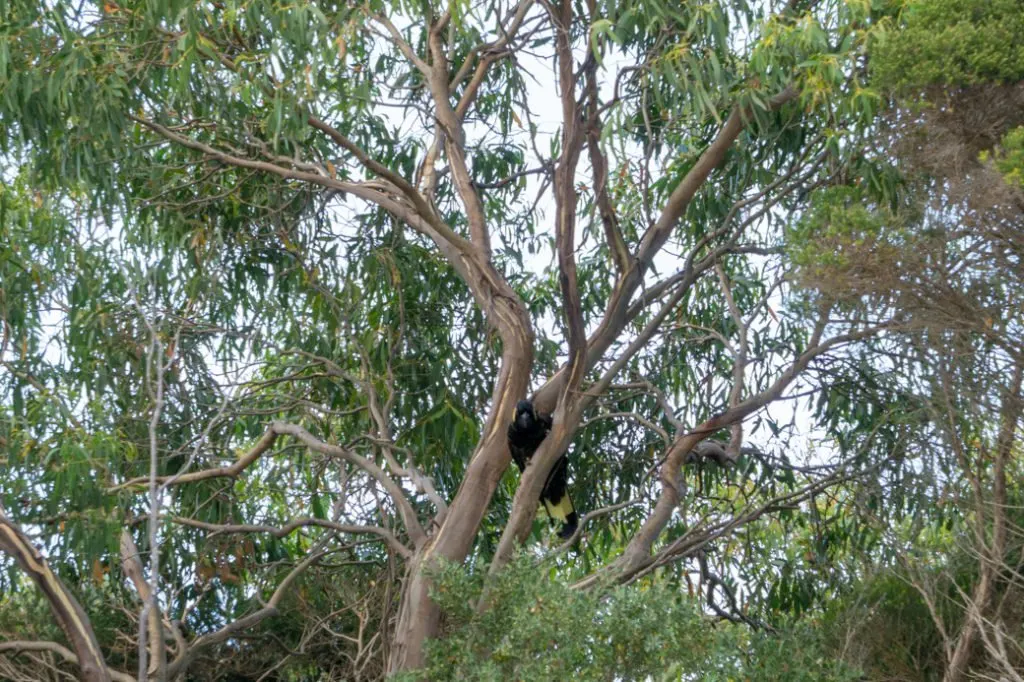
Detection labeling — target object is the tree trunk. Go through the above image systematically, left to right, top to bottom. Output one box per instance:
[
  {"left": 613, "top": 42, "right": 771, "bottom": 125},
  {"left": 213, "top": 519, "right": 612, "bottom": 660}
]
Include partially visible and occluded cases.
[
  {"left": 387, "top": 293, "right": 532, "bottom": 673},
  {"left": 387, "top": 419, "right": 519, "bottom": 672}
]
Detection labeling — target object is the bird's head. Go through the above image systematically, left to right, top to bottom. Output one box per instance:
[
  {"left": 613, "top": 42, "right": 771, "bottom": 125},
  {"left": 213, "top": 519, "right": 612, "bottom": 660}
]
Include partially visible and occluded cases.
[{"left": 514, "top": 399, "right": 536, "bottom": 429}]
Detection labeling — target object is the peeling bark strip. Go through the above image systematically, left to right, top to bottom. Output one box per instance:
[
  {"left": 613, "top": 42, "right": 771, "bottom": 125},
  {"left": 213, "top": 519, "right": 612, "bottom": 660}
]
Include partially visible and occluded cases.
[{"left": 0, "top": 514, "right": 112, "bottom": 682}]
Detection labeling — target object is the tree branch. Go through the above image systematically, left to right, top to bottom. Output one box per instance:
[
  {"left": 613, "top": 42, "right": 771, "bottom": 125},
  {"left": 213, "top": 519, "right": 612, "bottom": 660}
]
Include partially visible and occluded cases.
[
  {"left": 551, "top": 0, "right": 589, "bottom": 396},
  {"left": 583, "top": 0, "right": 629, "bottom": 273},
  {"left": 449, "top": 1, "right": 536, "bottom": 94},
  {"left": 366, "top": 12, "right": 431, "bottom": 76},
  {"left": 426, "top": 15, "right": 491, "bottom": 254},
  {"left": 532, "top": 84, "right": 800, "bottom": 414},
  {"left": 716, "top": 263, "right": 749, "bottom": 462},
  {"left": 616, "top": 321, "right": 888, "bottom": 573},
  {"left": 116, "top": 422, "right": 426, "bottom": 549},
  {"left": 267, "top": 422, "right": 427, "bottom": 548},
  {"left": 114, "top": 423, "right": 279, "bottom": 489},
  {"left": 619, "top": 466, "right": 866, "bottom": 587},
  {"left": 0, "top": 512, "right": 112, "bottom": 682},
  {"left": 168, "top": 515, "right": 412, "bottom": 559},
  {"left": 119, "top": 530, "right": 165, "bottom": 680},
  {"left": 167, "top": 545, "right": 330, "bottom": 678},
  {"left": 0, "top": 642, "right": 133, "bottom": 682}
]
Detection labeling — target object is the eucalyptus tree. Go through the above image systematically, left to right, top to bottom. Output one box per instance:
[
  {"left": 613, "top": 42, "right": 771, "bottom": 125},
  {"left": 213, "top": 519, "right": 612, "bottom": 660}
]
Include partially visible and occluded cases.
[
  {"left": 1, "top": 0, "right": 891, "bottom": 678},
  {"left": 791, "top": 2, "right": 1024, "bottom": 679}
]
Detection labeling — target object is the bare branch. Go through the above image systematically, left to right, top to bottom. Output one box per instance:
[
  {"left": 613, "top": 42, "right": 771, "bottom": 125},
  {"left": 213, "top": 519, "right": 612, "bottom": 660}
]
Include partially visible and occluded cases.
[
  {"left": 550, "top": 0, "right": 589, "bottom": 396},
  {"left": 583, "top": 0, "right": 629, "bottom": 273},
  {"left": 449, "top": 1, "right": 536, "bottom": 92},
  {"left": 366, "top": 12, "right": 431, "bottom": 76},
  {"left": 426, "top": 16, "right": 490, "bottom": 254},
  {"left": 131, "top": 114, "right": 469, "bottom": 255},
  {"left": 306, "top": 116, "right": 445, "bottom": 232},
  {"left": 716, "top": 263, "right": 749, "bottom": 462},
  {"left": 133, "top": 295, "right": 169, "bottom": 681},
  {"left": 284, "top": 349, "right": 448, "bottom": 518},
  {"left": 621, "top": 377, "right": 684, "bottom": 431},
  {"left": 581, "top": 411, "right": 669, "bottom": 444},
  {"left": 117, "top": 422, "right": 426, "bottom": 549},
  {"left": 265, "top": 422, "right": 427, "bottom": 548},
  {"left": 113, "top": 424, "right": 279, "bottom": 489},
  {"left": 625, "top": 466, "right": 866, "bottom": 585},
  {"left": 168, "top": 515, "right": 412, "bottom": 559},
  {"left": 167, "top": 545, "right": 330, "bottom": 678},
  {"left": 697, "top": 549, "right": 763, "bottom": 627},
  {"left": 0, "top": 642, "right": 133, "bottom": 682}
]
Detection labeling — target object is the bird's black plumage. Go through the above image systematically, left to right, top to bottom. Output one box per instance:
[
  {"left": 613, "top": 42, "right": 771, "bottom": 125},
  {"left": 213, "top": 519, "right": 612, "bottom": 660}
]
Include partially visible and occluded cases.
[{"left": 507, "top": 400, "right": 579, "bottom": 539}]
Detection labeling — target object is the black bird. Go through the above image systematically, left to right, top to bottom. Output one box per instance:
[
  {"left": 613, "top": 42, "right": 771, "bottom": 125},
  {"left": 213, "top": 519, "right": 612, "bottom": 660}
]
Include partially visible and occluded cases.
[{"left": 507, "top": 399, "right": 579, "bottom": 539}]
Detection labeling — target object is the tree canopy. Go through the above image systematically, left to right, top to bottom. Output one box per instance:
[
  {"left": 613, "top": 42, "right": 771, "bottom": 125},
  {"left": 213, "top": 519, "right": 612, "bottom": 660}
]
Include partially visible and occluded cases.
[{"left": 1, "top": 0, "right": 1023, "bottom": 679}]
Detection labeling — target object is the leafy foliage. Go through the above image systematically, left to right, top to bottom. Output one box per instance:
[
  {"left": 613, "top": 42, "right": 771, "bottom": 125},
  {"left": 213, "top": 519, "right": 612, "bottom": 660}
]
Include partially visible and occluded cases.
[
  {"left": 1, "top": 0, "right": 1020, "bottom": 680},
  {"left": 872, "top": 0, "right": 1024, "bottom": 90},
  {"left": 990, "top": 125, "right": 1024, "bottom": 187},
  {"left": 400, "top": 554, "right": 861, "bottom": 682}
]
